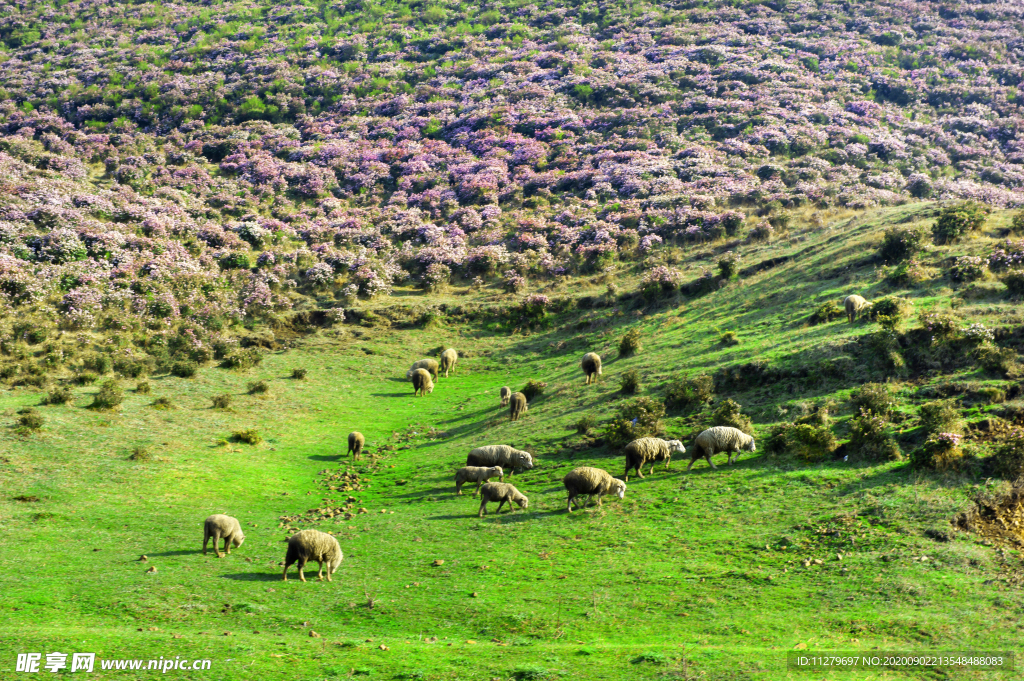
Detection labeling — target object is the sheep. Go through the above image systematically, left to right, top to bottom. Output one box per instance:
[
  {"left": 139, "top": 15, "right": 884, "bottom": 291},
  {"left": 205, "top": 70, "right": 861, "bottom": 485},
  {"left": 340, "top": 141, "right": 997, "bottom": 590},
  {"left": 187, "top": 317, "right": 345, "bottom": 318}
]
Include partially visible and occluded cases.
[
  {"left": 844, "top": 295, "right": 870, "bottom": 324},
  {"left": 439, "top": 348, "right": 458, "bottom": 377},
  {"left": 581, "top": 352, "right": 603, "bottom": 385},
  {"left": 406, "top": 358, "right": 439, "bottom": 380},
  {"left": 411, "top": 367, "right": 434, "bottom": 397},
  {"left": 499, "top": 386, "right": 512, "bottom": 406},
  {"left": 509, "top": 392, "right": 528, "bottom": 421},
  {"left": 688, "top": 426, "right": 756, "bottom": 471},
  {"left": 347, "top": 431, "right": 364, "bottom": 459},
  {"left": 624, "top": 437, "right": 686, "bottom": 481},
  {"left": 467, "top": 445, "right": 534, "bottom": 475},
  {"left": 454, "top": 466, "right": 504, "bottom": 495},
  {"left": 563, "top": 467, "right": 626, "bottom": 512},
  {"left": 477, "top": 482, "right": 528, "bottom": 517},
  {"left": 202, "top": 514, "right": 245, "bottom": 558},
  {"left": 282, "top": 529, "right": 343, "bottom": 582}
]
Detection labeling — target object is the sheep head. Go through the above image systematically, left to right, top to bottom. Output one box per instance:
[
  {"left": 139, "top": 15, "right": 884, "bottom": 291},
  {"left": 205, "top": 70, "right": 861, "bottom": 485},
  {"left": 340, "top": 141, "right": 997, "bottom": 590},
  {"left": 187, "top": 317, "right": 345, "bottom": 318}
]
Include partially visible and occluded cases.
[
  {"left": 745, "top": 437, "right": 757, "bottom": 452},
  {"left": 666, "top": 439, "right": 686, "bottom": 454},
  {"left": 612, "top": 479, "right": 627, "bottom": 499},
  {"left": 514, "top": 493, "right": 529, "bottom": 510},
  {"left": 233, "top": 531, "right": 246, "bottom": 548}
]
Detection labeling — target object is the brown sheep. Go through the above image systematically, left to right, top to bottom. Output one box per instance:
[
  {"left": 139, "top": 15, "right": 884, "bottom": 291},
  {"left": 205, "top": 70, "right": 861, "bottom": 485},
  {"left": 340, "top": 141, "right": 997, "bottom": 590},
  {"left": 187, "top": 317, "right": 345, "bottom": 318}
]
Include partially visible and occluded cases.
[
  {"left": 439, "top": 348, "right": 458, "bottom": 377},
  {"left": 581, "top": 352, "right": 603, "bottom": 384},
  {"left": 406, "top": 358, "right": 439, "bottom": 380},
  {"left": 411, "top": 367, "right": 434, "bottom": 396},
  {"left": 499, "top": 386, "right": 512, "bottom": 406},
  {"left": 509, "top": 392, "right": 528, "bottom": 421},
  {"left": 347, "top": 431, "right": 364, "bottom": 459},
  {"left": 623, "top": 437, "right": 686, "bottom": 481},
  {"left": 563, "top": 467, "right": 626, "bottom": 512},
  {"left": 477, "top": 482, "right": 528, "bottom": 517},
  {"left": 203, "top": 514, "right": 245, "bottom": 558},
  {"left": 282, "top": 529, "right": 343, "bottom": 582}
]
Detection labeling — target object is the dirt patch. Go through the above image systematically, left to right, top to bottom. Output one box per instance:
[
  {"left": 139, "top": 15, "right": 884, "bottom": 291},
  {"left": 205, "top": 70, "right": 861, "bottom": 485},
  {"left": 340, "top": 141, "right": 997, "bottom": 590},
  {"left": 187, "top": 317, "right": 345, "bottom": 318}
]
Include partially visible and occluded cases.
[
  {"left": 953, "top": 481, "right": 1024, "bottom": 547},
  {"left": 12, "top": 495, "right": 39, "bottom": 502}
]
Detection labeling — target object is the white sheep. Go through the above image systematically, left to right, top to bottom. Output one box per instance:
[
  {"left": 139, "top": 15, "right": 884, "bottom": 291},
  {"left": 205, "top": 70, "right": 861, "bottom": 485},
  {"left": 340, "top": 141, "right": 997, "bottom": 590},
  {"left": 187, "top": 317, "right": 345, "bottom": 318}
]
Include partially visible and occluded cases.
[
  {"left": 844, "top": 295, "right": 870, "bottom": 323},
  {"left": 439, "top": 348, "right": 458, "bottom": 377},
  {"left": 581, "top": 352, "right": 603, "bottom": 384},
  {"left": 406, "top": 358, "right": 439, "bottom": 380},
  {"left": 411, "top": 367, "right": 434, "bottom": 396},
  {"left": 499, "top": 386, "right": 512, "bottom": 406},
  {"left": 509, "top": 392, "right": 528, "bottom": 421},
  {"left": 688, "top": 426, "right": 756, "bottom": 471},
  {"left": 347, "top": 431, "right": 364, "bottom": 459},
  {"left": 624, "top": 437, "right": 686, "bottom": 481},
  {"left": 466, "top": 445, "right": 534, "bottom": 475},
  {"left": 455, "top": 466, "right": 504, "bottom": 495},
  {"left": 563, "top": 467, "right": 626, "bottom": 512},
  {"left": 477, "top": 482, "right": 528, "bottom": 517},
  {"left": 203, "top": 514, "right": 245, "bottom": 558},
  {"left": 283, "top": 529, "right": 343, "bottom": 582}
]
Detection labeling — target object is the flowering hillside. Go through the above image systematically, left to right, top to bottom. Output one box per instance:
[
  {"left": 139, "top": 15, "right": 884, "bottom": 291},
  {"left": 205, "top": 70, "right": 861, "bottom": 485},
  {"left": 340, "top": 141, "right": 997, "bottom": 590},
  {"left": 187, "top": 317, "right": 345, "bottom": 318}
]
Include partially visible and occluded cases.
[{"left": 1, "top": 0, "right": 1023, "bottom": 338}]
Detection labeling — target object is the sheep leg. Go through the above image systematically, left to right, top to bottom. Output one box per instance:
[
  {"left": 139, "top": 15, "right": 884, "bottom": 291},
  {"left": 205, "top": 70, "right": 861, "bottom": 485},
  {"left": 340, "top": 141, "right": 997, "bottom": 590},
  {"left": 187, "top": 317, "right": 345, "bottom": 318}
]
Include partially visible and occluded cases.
[
  {"left": 705, "top": 451, "right": 717, "bottom": 469},
  {"left": 455, "top": 481, "right": 462, "bottom": 495},
  {"left": 475, "top": 481, "right": 482, "bottom": 496},
  {"left": 566, "top": 494, "right": 574, "bottom": 512},
  {"left": 596, "top": 494, "right": 603, "bottom": 507},
  {"left": 495, "top": 498, "right": 507, "bottom": 514},
  {"left": 478, "top": 500, "right": 487, "bottom": 517},
  {"left": 202, "top": 530, "right": 209, "bottom": 555},
  {"left": 212, "top": 531, "right": 223, "bottom": 558},
  {"left": 223, "top": 537, "right": 231, "bottom": 555},
  {"left": 297, "top": 558, "right": 308, "bottom": 583},
  {"left": 316, "top": 560, "right": 325, "bottom": 582},
  {"left": 282, "top": 561, "right": 292, "bottom": 581},
  {"left": 326, "top": 563, "right": 334, "bottom": 583}
]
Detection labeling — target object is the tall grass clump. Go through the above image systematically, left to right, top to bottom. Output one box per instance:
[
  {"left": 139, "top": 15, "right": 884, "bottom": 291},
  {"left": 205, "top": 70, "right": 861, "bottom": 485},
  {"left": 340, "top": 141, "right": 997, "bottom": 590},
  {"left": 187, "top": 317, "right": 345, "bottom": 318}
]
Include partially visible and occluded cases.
[
  {"left": 619, "top": 328, "right": 642, "bottom": 357},
  {"left": 89, "top": 380, "right": 124, "bottom": 410}
]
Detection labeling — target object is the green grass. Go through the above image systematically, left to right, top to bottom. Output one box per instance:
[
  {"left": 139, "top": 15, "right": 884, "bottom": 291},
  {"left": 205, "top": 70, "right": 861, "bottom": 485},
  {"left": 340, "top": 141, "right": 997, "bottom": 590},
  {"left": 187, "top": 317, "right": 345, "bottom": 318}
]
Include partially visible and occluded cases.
[{"left": 2, "top": 204, "right": 1023, "bottom": 679}]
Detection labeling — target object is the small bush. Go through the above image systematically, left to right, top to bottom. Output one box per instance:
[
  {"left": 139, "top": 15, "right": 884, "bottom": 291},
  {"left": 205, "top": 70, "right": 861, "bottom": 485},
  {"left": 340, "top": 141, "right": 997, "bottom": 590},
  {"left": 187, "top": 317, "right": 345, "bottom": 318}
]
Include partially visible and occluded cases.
[
  {"left": 932, "top": 201, "right": 990, "bottom": 244},
  {"left": 1012, "top": 210, "right": 1024, "bottom": 234},
  {"left": 748, "top": 220, "right": 773, "bottom": 242},
  {"left": 879, "top": 226, "right": 924, "bottom": 263},
  {"left": 717, "top": 251, "right": 741, "bottom": 278},
  {"left": 948, "top": 256, "right": 986, "bottom": 283},
  {"left": 1002, "top": 270, "right": 1024, "bottom": 297},
  {"left": 870, "top": 296, "right": 910, "bottom": 329},
  {"left": 810, "top": 300, "right": 844, "bottom": 325},
  {"left": 619, "top": 328, "right": 642, "bottom": 357},
  {"left": 719, "top": 331, "right": 739, "bottom": 346},
  {"left": 976, "top": 343, "right": 1020, "bottom": 377},
  {"left": 221, "top": 348, "right": 264, "bottom": 370},
  {"left": 83, "top": 354, "right": 112, "bottom": 374},
  {"left": 114, "top": 358, "right": 147, "bottom": 378},
  {"left": 170, "top": 360, "right": 198, "bottom": 378},
  {"left": 0, "top": 365, "right": 17, "bottom": 379},
  {"left": 291, "top": 368, "right": 308, "bottom": 380},
  {"left": 620, "top": 369, "right": 641, "bottom": 394},
  {"left": 74, "top": 372, "right": 98, "bottom": 385},
  {"left": 664, "top": 374, "right": 714, "bottom": 411},
  {"left": 89, "top": 380, "right": 124, "bottom": 410},
  {"left": 247, "top": 380, "right": 269, "bottom": 395},
  {"left": 521, "top": 380, "right": 547, "bottom": 400},
  {"left": 135, "top": 381, "right": 151, "bottom": 394},
  {"left": 850, "top": 382, "right": 898, "bottom": 417},
  {"left": 41, "top": 386, "right": 73, "bottom": 405},
  {"left": 975, "top": 386, "right": 1005, "bottom": 404},
  {"left": 211, "top": 394, "right": 232, "bottom": 409},
  {"left": 151, "top": 397, "right": 175, "bottom": 410},
  {"left": 603, "top": 397, "right": 666, "bottom": 447},
  {"left": 711, "top": 398, "right": 753, "bottom": 434},
  {"left": 919, "top": 399, "right": 965, "bottom": 435},
  {"left": 18, "top": 409, "right": 44, "bottom": 430},
  {"left": 848, "top": 409, "right": 902, "bottom": 461},
  {"left": 573, "top": 414, "right": 596, "bottom": 435},
  {"left": 766, "top": 423, "right": 838, "bottom": 462},
  {"left": 232, "top": 429, "right": 262, "bottom": 445},
  {"left": 993, "top": 430, "right": 1024, "bottom": 480},
  {"left": 910, "top": 433, "right": 965, "bottom": 471},
  {"left": 129, "top": 446, "right": 152, "bottom": 461}
]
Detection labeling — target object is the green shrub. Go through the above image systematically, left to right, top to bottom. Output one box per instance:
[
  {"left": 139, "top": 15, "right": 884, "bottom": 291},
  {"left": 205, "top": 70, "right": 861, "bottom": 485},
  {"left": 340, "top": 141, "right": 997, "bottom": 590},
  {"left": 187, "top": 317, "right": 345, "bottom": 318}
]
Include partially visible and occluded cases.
[
  {"left": 932, "top": 201, "right": 990, "bottom": 244},
  {"left": 1012, "top": 210, "right": 1024, "bottom": 234},
  {"left": 879, "top": 226, "right": 924, "bottom": 263},
  {"left": 717, "top": 251, "right": 741, "bottom": 278},
  {"left": 948, "top": 256, "right": 986, "bottom": 283},
  {"left": 1002, "top": 270, "right": 1024, "bottom": 296},
  {"left": 870, "top": 296, "right": 910, "bottom": 329},
  {"left": 810, "top": 300, "right": 844, "bottom": 325},
  {"left": 619, "top": 328, "right": 642, "bottom": 357},
  {"left": 719, "top": 331, "right": 739, "bottom": 346},
  {"left": 976, "top": 343, "right": 1020, "bottom": 377},
  {"left": 221, "top": 348, "right": 263, "bottom": 370},
  {"left": 83, "top": 354, "right": 112, "bottom": 374},
  {"left": 114, "top": 358, "right": 147, "bottom": 378},
  {"left": 170, "top": 360, "right": 198, "bottom": 378},
  {"left": 0, "top": 364, "right": 17, "bottom": 379},
  {"left": 291, "top": 368, "right": 308, "bottom": 380},
  {"left": 619, "top": 369, "right": 641, "bottom": 394},
  {"left": 74, "top": 372, "right": 98, "bottom": 385},
  {"left": 664, "top": 374, "right": 714, "bottom": 411},
  {"left": 89, "top": 380, "right": 124, "bottom": 410},
  {"left": 247, "top": 380, "right": 269, "bottom": 395},
  {"left": 521, "top": 380, "right": 547, "bottom": 400},
  {"left": 135, "top": 381, "right": 151, "bottom": 394},
  {"left": 850, "top": 382, "right": 898, "bottom": 417},
  {"left": 41, "top": 386, "right": 73, "bottom": 405},
  {"left": 975, "top": 386, "right": 1006, "bottom": 404},
  {"left": 211, "top": 394, "right": 232, "bottom": 409},
  {"left": 151, "top": 396, "right": 175, "bottom": 410},
  {"left": 603, "top": 397, "right": 666, "bottom": 447},
  {"left": 711, "top": 398, "right": 753, "bottom": 434},
  {"left": 919, "top": 399, "right": 965, "bottom": 435},
  {"left": 18, "top": 408, "right": 44, "bottom": 430},
  {"left": 848, "top": 409, "right": 902, "bottom": 461},
  {"left": 573, "top": 414, "right": 596, "bottom": 435},
  {"left": 764, "top": 423, "right": 837, "bottom": 462},
  {"left": 232, "top": 429, "right": 262, "bottom": 445},
  {"left": 993, "top": 430, "right": 1024, "bottom": 480},
  {"left": 909, "top": 433, "right": 965, "bottom": 471},
  {"left": 129, "top": 446, "right": 152, "bottom": 461}
]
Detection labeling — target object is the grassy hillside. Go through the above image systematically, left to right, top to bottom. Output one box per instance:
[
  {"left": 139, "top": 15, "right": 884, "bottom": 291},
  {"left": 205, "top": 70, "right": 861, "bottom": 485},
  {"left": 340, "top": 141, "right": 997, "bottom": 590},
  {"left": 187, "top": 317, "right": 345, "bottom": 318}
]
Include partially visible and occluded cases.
[{"left": 2, "top": 204, "right": 1024, "bottom": 680}]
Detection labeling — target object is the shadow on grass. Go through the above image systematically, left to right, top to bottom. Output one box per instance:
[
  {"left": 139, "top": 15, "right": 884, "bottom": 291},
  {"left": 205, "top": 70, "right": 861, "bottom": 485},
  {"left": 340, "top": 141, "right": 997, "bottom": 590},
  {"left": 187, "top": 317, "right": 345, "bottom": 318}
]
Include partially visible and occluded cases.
[
  {"left": 371, "top": 392, "right": 415, "bottom": 398},
  {"left": 308, "top": 454, "right": 340, "bottom": 462},
  {"left": 147, "top": 549, "right": 203, "bottom": 557},
  {"left": 221, "top": 572, "right": 282, "bottom": 582}
]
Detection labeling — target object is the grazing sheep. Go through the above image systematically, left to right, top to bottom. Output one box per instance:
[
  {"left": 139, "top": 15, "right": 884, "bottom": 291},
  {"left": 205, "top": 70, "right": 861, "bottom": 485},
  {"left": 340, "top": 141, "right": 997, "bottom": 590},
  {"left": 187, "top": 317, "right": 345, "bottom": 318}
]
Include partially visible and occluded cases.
[
  {"left": 844, "top": 295, "right": 870, "bottom": 323},
  {"left": 439, "top": 348, "right": 458, "bottom": 377},
  {"left": 581, "top": 352, "right": 603, "bottom": 384},
  {"left": 406, "top": 358, "right": 439, "bottom": 380},
  {"left": 411, "top": 367, "right": 434, "bottom": 397},
  {"left": 499, "top": 386, "right": 512, "bottom": 406},
  {"left": 509, "top": 392, "right": 528, "bottom": 421},
  {"left": 689, "top": 426, "right": 756, "bottom": 471},
  {"left": 347, "top": 431, "right": 364, "bottom": 459},
  {"left": 624, "top": 437, "right": 686, "bottom": 481},
  {"left": 467, "top": 445, "right": 534, "bottom": 475},
  {"left": 455, "top": 466, "right": 504, "bottom": 495},
  {"left": 563, "top": 467, "right": 626, "bottom": 512},
  {"left": 477, "top": 482, "right": 528, "bottom": 517},
  {"left": 203, "top": 514, "right": 245, "bottom": 558},
  {"left": 282, "top": 529, "right": 343, "bottom": 582}
]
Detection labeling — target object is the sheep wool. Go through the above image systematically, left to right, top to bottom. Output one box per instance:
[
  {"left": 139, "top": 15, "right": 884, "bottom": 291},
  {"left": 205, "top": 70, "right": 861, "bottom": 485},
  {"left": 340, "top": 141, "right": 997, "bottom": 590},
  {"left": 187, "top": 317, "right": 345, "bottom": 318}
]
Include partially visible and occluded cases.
[
  {"left": 844, "top": 295, "right": 870, "bottom": 323},
  {"left": 439, "top": 348, "right": 458, "bottom": 377},
  {"left": 580, "top": 352, "right": 603, "bottom": 385},
  {"left": 406, "top": 358, "right": 439, "bottom": 380},
  {"left": 411, "top": 368, "right": 434, "bottom": 397},
  {"left": 499, "top": 386, "right": 512, "bottom": 407},
  {"left": 509, "top": 392, "right": 528, "bottom": 421},
  {"left": 689, "top": 426, "right": 756, "bottom": 471},
  {"left": 347, "top": 431, "right": 365, "bottom": 459},
  {"left": 624, "top": 437, "right": 686, "bottom": 481},
  {"left": 467, "top": 445, "right": 535, "bottom": 475},
  {"left": 454, "top": 466, "right": 504, "bottom": 495},
  {"left": 563, "top": 467, "right": 626, "bottom": 512},
  {"left": 477, "top": 482, "right": 529, "bottom": 517},
  {"left": 203, "top": 514, "right": 245, "bottom": 558},
  {"left": 283, "top": 529, "right": 343, "bottom": 582}
]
